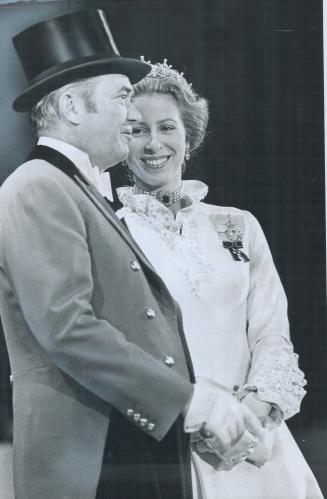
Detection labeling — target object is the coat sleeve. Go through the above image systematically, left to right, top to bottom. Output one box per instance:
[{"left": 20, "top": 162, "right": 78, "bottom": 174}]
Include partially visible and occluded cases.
[
  {"left": 0, "top": 167, "right": 193, "bottom": 441},
  {"left": 243, "top": 211, "right": 306, "bottom": 425}
]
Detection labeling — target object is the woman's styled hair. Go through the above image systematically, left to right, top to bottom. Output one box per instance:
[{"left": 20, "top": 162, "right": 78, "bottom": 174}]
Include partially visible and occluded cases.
[
  {"left": 132, "top": 62, "right": 209, "bottom": 156},
  {"left": 29, "top": 77, "right": 99, "bottom": 137}
]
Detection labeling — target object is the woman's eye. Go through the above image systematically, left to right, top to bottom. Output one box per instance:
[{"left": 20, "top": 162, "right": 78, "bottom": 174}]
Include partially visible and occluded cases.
[
  {"left": 161, "top": 125, "right": 175, "bottom": 132},
  {"left": 132, "top": 127, "right": 146, "bottom": 136}
]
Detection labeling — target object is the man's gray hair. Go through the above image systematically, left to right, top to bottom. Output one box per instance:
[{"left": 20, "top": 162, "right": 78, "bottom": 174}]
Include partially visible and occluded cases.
[{"left": 30, "top": 76, "right": 100, "bottom": 137}]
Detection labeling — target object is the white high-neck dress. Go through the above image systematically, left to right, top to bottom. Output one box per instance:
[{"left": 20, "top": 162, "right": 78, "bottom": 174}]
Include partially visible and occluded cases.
[{"left": 117, "top": 180, "right": 323, "bottom": 499}]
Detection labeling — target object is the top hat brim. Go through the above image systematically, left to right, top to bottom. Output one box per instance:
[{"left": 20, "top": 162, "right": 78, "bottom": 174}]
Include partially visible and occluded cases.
[{"left": 13, "top": 56, "right": 151, "bottom": 112}]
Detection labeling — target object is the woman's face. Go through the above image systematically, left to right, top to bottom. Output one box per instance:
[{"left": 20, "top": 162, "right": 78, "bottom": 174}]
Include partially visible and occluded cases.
[{"left": 127, "top": 93, "right": 188, "bottom": 191}]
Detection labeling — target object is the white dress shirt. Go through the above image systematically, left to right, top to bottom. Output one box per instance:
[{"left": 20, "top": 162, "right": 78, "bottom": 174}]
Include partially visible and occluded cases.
[{"left": 37, "top": 136, "right": 114, "bottom": 201}]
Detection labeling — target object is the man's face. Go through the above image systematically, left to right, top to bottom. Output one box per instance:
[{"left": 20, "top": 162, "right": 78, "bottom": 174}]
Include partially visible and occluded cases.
[{"left": 79, "top": 74, "right": 141, "bottom": 169}]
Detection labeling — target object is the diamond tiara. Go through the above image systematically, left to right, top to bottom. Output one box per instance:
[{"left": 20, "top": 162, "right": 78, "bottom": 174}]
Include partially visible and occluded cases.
[{"left": 140, "top": 56, "right": 192, "bottom": 87}]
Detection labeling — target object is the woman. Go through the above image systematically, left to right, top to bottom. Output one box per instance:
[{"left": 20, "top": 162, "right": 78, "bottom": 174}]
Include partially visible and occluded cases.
[{"left": 116, "top": 59, "right": 323, "bottom": 499}]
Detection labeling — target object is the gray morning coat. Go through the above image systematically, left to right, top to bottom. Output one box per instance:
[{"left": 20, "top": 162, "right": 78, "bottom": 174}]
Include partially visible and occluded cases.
[{"left": 0, "top": 146, "right": 194, "bottom": 499}]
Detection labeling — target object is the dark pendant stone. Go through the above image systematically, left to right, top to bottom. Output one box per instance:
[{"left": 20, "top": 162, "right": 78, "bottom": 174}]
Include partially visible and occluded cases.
[{"left": 162, "top": 194, "right": 170, "bottom": 204}]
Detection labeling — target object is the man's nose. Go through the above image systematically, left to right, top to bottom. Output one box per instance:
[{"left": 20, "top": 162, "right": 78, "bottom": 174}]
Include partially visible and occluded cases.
[{"left": 127, "top": 102, "right": 142, "bottom": 122}]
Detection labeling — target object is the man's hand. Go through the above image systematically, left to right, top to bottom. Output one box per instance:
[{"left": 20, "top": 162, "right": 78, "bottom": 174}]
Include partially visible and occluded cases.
[
  {"left": 184, "top": 377, "right": 264, "bottom": 468},
  {"left": 200, "top": 388, "right": 264, "bottom": 456}
]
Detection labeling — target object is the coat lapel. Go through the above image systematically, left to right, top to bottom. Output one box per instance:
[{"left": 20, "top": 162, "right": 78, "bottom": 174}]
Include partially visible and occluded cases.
[
  {"left": 26, "top": 146, "right": 158, "bottom": 272},
  {"left": 74, "top": 176, "right": 158, "bottom": 271}
]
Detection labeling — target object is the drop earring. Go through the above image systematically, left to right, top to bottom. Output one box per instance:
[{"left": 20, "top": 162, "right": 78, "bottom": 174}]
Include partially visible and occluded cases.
[{"left": 185, "top": 148, "right": 190, "bottom": 161}]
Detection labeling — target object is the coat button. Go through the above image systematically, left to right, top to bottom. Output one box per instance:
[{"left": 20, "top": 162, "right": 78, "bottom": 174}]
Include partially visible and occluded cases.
[
  {"left": 130, "top": 260, "right": 141, "bottom": 271},
  {"left": 145, "top": 308, "right": 156, "bottom": 319},
  {"left": 164, "top": 355, "right": 175, "bottom": 367},
  {"left": 126, "top": 408, "right": 134, "bottom": 418},
  {"left": 133, "top": 412, "right": 141, "bottom": 422},
  {"left": 139, "top": 418, "right": 148, "bottom": 427},
  {"left": 147, "top": 422, "right": 155, "bottom": 432}
]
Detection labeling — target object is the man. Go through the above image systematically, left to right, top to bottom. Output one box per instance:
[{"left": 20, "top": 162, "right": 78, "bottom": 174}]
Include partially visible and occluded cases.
[{"left": 0, "top": 10, "right": 263, "bottom": 499}]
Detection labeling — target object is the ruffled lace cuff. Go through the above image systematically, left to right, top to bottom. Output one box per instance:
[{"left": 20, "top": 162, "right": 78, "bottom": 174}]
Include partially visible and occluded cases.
[{"left": 242, "top": 349, "right": 307, "bottom": 426}]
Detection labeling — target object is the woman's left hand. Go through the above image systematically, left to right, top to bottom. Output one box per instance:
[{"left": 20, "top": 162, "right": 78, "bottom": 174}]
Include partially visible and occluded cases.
[
  {"left": 241, "top": 391, "right": 272, "bottom": 426},
  {"left": 240, "top": 392, "right": 275, "bottom": 467},
  {"left": 191, "top": 429, "right": 259, "bottom": 471}
]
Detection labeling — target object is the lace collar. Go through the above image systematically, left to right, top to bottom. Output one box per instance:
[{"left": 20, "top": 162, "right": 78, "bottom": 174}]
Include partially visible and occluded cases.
[{"left": 116, "top": 180, "right": 208, "bottom": 219}]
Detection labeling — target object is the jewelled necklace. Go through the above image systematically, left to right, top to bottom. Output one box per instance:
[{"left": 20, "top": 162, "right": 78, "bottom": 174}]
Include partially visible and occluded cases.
[{"left": 133, "top": 184, "right": 183, "bottom": 207}]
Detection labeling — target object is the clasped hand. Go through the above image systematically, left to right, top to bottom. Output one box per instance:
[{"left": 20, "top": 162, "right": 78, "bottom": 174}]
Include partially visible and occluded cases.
[{"left": 192, "top": 388, "right": 265, "bottom": 470}]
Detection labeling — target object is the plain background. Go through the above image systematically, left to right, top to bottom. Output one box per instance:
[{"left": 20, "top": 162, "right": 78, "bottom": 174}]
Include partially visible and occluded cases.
[{"left": 0, "top": 0, "right": 326, "bottom": 495}]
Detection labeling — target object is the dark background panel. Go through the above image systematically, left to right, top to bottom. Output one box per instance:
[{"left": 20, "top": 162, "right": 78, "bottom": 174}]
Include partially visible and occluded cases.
[{"left": 0, "top": 0, "right": 325, "bottom": 493}]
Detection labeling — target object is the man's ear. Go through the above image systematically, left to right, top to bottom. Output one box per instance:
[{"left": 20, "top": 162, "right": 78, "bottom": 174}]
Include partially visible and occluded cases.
[{"left": 58, "top": 91, "right": 83, "bottom": 125}]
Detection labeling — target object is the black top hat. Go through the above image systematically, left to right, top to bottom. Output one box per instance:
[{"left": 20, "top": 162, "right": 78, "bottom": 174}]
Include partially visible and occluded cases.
[{"left": 13, "top": 9, "right": 150, "bottom": 112}]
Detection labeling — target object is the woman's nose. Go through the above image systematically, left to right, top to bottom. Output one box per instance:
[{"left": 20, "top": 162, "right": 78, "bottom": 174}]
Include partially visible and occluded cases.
[
  {"left": 127, "top": 102, "right": 142, "bottom": 122},
  {"left": 144, "top": 133, "right": 162, "bottom": 154}
]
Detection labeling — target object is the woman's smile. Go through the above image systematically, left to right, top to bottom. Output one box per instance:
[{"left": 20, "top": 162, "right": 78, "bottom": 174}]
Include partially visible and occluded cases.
[{"left": 141, "top": 155, "right": 172, "bottom": 168}]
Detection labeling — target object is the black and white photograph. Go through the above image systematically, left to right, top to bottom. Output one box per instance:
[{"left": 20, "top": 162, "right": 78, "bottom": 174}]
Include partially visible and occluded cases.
[{"left": 0, "top": 1, "right": 325, "bottom": 498}]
